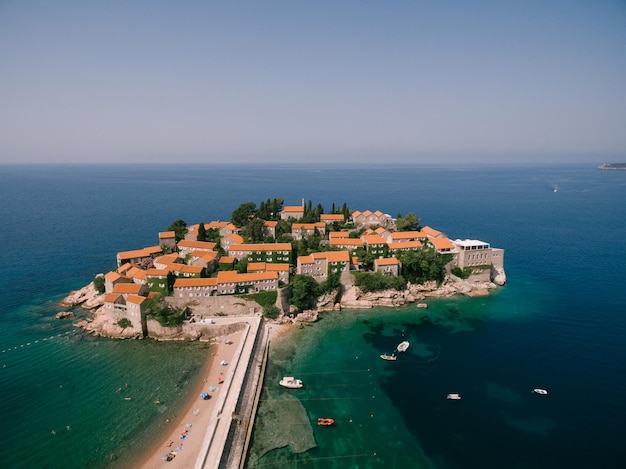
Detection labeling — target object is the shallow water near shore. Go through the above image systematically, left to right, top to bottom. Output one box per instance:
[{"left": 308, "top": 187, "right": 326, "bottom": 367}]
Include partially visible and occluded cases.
[{"left": 1, "top": 163, "right": 625, "bottom": 468}]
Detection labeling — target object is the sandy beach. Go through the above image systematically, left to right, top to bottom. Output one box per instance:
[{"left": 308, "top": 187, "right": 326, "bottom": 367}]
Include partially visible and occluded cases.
[
  {"left": 133, "top": 318, "right": 297, "bottom": 469},
  {"left": 138, "top": 328, "right": 244, "bottom": 468}
]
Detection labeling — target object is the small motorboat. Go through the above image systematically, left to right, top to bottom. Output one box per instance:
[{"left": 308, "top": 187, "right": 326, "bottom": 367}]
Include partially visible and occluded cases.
[
  {"left": 396, "top": 341, "right": 410, "bottom": 352},
  {"left": 380, "top": 353, "right": 397, "bottom": 361},
  {"left": 279, "top": 377, "right": 303, "bottom": 389},
  {"left": 533, "top": 388, "right": 548, "bottom": 395},
  {"left": 447, "top": 393, "right": 461, "bottom": 400},
  {"left": 317, "top": 418, "right": 335, "bottom": 426}
]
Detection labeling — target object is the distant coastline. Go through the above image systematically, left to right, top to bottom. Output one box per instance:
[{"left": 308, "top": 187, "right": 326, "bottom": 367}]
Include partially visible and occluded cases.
[{"left": 598, "top": 163, "right": 626, "bottom": 170}]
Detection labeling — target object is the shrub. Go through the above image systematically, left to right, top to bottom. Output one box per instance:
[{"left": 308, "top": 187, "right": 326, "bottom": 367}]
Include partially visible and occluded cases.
[
  {"left": 451, "top": 266, "right": 472, "bottom": 279},
  {"left": 353, "top": 271, "right": 406, "bottom": 293},
  {"left": 93, "top": 276, "right": 105, "bottom": 294},
  {"left": 252, "top": 291, "right": 278, "bottom": 308},
  {"left": 263, "top": 305, "right": 281, "bottom": 320},
  {"left": 117, "top": 318, "right": 132, "bottom": 329}
]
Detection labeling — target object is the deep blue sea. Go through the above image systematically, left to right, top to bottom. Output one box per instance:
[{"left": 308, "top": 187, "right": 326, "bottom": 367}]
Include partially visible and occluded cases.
[{"left": 1, "top": 164, "right": 625, "bottom": 468}]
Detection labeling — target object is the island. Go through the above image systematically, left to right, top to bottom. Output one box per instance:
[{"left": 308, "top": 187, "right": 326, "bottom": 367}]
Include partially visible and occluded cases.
[
  {"left": 598, "top": 163, "right": 626, "bottom": 170},
  {"left": 59, "top": 197, "right": 506, "bottom": 467},
  {"left": 62, "top": 197, "right": 506, "bottom": 340}
]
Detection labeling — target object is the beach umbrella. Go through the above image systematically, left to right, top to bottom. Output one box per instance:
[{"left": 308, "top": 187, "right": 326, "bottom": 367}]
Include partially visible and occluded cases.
[
  {"left": 200, "top": 392, "right": 209, "bottom": 400},
  {"left": 162, "top": 454, "right": 169, "bottom": 461}
]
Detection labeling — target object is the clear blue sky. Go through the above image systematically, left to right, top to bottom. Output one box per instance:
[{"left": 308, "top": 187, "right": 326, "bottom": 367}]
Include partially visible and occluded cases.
[{"left": 1, "top": 1, "right": 625, "bottom": 164}]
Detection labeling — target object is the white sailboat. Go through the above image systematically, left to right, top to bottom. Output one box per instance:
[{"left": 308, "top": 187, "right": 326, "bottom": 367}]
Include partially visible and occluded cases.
[{"left": 553, "top": 184, "right": 558, "bottom": 193}]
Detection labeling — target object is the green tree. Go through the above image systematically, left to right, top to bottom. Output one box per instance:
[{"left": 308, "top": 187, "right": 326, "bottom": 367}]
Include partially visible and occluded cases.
[
  {"left": 232, "top": 202, "right": 256, "bottom": 228},
  {"left": 396, "top": 212, "right": 421, "bottom": 231},
  {"left": 244, "top": 217, "right": 266, "bottom": 243},
  {"left": 167, "top": 219, "right": 188, "bottom": 241},
  {"left": 197, "top": 223, "right": 207, "bottom": 241},
  {"left": 206, "top": 228, "right": 221, "bottom": 243},
  {"left": 396, "top": 247, "right": 447, "bottom": 284},
  {"left": 235, "top": 257, "right": 249, "bottom": 273},
  {"left": 319, "top": 271, "right": 341, "bottom": 294},
  {"left": 93, "top": 275, "right": 105, "bottom": 294},
  {"left": 289, "top": 275, "right": 320, "bottom": 310},
  {"left": 262, "top": 305, "right": 281, "bottom": 319},
  {"left": 117, "top": 318, "right": 132, "bottom": 329}
]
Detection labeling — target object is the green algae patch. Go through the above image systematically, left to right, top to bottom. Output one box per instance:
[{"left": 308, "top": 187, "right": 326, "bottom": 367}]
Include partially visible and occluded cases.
[{"left": 247, "top": 392, "right": 316, "bottom": 465}]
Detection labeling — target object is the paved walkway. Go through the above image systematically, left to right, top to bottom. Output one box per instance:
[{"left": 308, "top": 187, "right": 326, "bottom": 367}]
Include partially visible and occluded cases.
[{"left": 194, "top": 315, "right": 262, "bottom": 469}]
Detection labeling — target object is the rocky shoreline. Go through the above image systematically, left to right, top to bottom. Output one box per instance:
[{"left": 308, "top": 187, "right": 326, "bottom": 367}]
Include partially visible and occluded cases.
[{"left": 60, "top": 269, "right": 505, "bottom": 340}]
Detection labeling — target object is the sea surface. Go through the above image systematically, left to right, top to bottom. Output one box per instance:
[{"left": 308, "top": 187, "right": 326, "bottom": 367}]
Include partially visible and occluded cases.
[{"left": 0, "top": 163, "right": 625, "bottom": 468}]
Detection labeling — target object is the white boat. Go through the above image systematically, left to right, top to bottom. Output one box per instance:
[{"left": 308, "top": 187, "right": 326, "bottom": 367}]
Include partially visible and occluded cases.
[
  {"left": 553, "top": 184, "right": 558, "bottom": 193},
  {"left": 396, "top": 341, "right": 410, "bottom": 352},
  {"left": 380, "top": 353, "right": 397, "bottom": 361},
  {"left": 279, "top": 377, "right": 303, "bottom": 389},
  {"left": 533, "top": 388, "right": 548, "bottom": 395},
  {"left": 447, "top": 393, "right": 461, "bottom": 400}
]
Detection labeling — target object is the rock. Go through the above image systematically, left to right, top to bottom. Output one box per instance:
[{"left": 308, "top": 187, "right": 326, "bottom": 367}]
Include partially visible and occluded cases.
[
  {"left": 491, "top": 264, "right": 507, "bottom": 286},
  {"left": 60, "top": 282, "right": 100, "bottom": 308},
  {"left": 82, "top": 293, "right": 105, "bottom": 310},
  {"left": 56, "top": 311, "right": 75, "bottom": 319},
  {"left": 296, "top": 311, "right": 319, "bottom": 323}
]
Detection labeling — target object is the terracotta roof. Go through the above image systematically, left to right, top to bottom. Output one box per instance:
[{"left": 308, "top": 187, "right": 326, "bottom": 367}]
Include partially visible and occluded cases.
[
  {"left": 282, "top": 205, "right": 304, "bottom": 212},
  {"left": 351, "top": 210, "right": 361, "bottom": 217},
  {"left": 374, "top": 210, "right": 384, "bottom": 217},
  {"left": 320, "top": 214, "right": 344, "bottom": 221},
  {"left": 205, "top": 221, "right": 229, "bottom": 229},
  {"left": 263, "top": 221, "right": 278, "bottom": 227},
  {"left": 292, "top": 223, "right": 317, "bottom": 229},
  {"left": 421, "top": 226, "right": 443, "bottom": 238},
  {"left": 158, "top": 231, "right": 176, "bottom": 239},
  {"left": 329, "top": 231, "right": 351, "bottom": 239},
  {"left": 390, "top": 231, "right": 427, "bottom": 240},
  {"left": 227, "top": 233, "right": 244, "bottom": 244},
  {"left": 362, "top": 235, "right": 387, "bottom": 245},
  {"left": 431, "top": 237, "right": 455, "bottom": 250},
  {"left": 177, "top": 240, "right": 217, "bottom": 250},
  {"left": 388, "top": 240, "right": 423, "bottom": 250},
  {"left": 229, "top": 243, "right": 292, "bottom": 252},
  {"left": 117, "top": 247, "right": 159, "bottom": 260},
  {"left": 191, "top": 250, "right": 218, "bottom": 261},
  {"left": 312, "top": 251, "right": 350, "bottom": 262},
  {"left": 154, "top": 253, "right": 182, "bottom": 264},
  {"left": 297, "top": 255, "right": 314, "bottom": 265},
  {"left": 219, "top": 256, "right": 235, "bottom": 264},
  {"left": 375, "top": 258, "right": 400, "bottom": 266},
  {"left": 247, "top": 262, "right": 288, "bottom": 272},
  {"left": 117, "top": 263, "right": 138, "bottom": 274},
  {"left": 171, "top": 265, "right": 204, "bottom": 274},
  {"left": 146, "top": 268, "right": 170, "bottom": 277},
  {"left": 132, "top": 270, "right": 147, "bottom": 281},
  {"left": 104, "top": 271, "right": 124, "bottom": 281},
  {"left": 174, "top": 278, "right": 218, "bottom": 287},
  {"left": 112, "top": 283, "right": 143, "bottom": 294},
  {"left": 104, "top": 293, "right": 123, "bottom": 303},
  {"left": 126, "top": 294, "right": 147, "bottom": 305}
]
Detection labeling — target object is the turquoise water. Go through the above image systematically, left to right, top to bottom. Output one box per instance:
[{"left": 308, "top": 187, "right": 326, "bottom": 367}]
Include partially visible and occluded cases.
[{"left": 1, "top": 164, "right": 625, "bottom": 468}]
